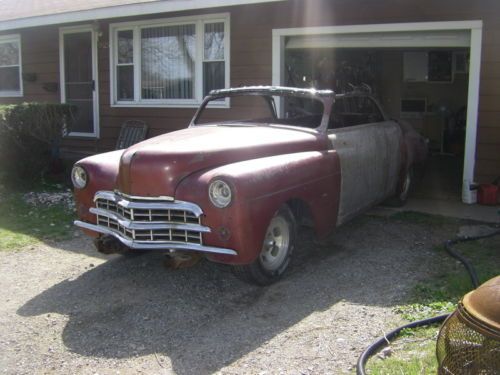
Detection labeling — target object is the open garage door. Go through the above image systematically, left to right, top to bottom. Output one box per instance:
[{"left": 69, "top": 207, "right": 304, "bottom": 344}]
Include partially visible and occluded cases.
[
  {"left": 272, "top": 21, "right": 482, "bottom": 204},
  {"left": 286, "top": 30, "right": 471, "bottom": 49}
]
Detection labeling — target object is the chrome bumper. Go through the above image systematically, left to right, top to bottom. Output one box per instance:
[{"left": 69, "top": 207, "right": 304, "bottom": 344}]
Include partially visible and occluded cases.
[
  {"left": 74, "top": 190, "right": 237, "bottom": 256},
  {"left": 74, "top": 220, "right": 237, "bottom": 255}
]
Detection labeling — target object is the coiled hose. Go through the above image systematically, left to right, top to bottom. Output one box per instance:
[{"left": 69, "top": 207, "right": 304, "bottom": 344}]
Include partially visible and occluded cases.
[{"left": 356, "top": 227, "right": 500, "bottom": 375}]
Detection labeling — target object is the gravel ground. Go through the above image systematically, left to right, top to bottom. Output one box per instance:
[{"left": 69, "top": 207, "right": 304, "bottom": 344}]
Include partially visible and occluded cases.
[{"left": 0, "top": 214, "right": 458, "bottom": 375}]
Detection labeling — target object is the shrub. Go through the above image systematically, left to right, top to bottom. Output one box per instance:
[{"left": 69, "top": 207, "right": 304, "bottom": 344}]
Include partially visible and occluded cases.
[{"left": 0, "top": 103, "right": 75, "bottom": 187}]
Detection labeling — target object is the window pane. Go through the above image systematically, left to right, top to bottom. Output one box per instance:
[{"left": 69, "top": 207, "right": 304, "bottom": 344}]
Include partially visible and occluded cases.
[
  {"left": 204, "top": 23, "right": 224, "bottom": 61},
  {"left": 141, "top": 24, "right": 195, "bottom": 99},
  {"left": 117, "top": 30, "right": 133, "bottom": 64},
  {"left": 63, "top": 31, "right": 94, "bottom": 134},
  {"left": 64, "top": 33, "right": 92, "bottom": 83},
  {"left": 0, "top": 42, "right": 19, "bottom": 66},
  {"left": 203, "top": 61, "right": 224, "bottom": 97},
  {"left": 117, "top": 65, "right": 134, "bottom": 100},
  {"left": 0, "top": 66, "right": 20, "bottom": 91},
  {"left": 65, "top": 82, "right": 92, "bottom": 100},
  {"left": 196, "top": 95, "right": 274, "bottom": 125},
  {"left": 282, "top": 96, "right": 323, "bottom": 128},
  {"left": 331, "top": 97, "right": 383, "bottom": 128},
  {"left": 68, "top": 99, "right": 93, "bottom": 133}
]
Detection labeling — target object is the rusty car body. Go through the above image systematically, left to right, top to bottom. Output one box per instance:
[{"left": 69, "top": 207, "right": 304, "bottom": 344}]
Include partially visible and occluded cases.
[{"left": 72, "top": 86, "right": 427, "bottom": 285}]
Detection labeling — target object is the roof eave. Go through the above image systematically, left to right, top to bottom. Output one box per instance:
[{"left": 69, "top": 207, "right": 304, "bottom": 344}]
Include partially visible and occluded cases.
[{"left": 0, "top": 0, "right": 286, "bottom": 32}]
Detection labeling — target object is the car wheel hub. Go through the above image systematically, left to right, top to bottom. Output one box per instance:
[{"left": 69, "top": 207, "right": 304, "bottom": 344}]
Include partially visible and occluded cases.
[
  {"left": 400, "top": 171, "right": 411, "bottom": 200},
  {"left": 260, "top": 216, "right": 290, "bottom": 271}
]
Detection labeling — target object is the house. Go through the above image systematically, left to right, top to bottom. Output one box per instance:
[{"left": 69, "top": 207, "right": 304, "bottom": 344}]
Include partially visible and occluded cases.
[{"left": 0, "top": 0, "right": 498, "bottom": 203}]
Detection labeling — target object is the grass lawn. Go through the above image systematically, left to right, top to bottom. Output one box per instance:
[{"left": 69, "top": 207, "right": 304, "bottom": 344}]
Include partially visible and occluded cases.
[
  {"left": 0, "top": 185, "right": 75, "bottom": 250},
  {"left": 366, "top": 212, "right": 500, "bottom": 375},
  {"left": 367, "top": 326, "right": 440, "bottom": 375}
]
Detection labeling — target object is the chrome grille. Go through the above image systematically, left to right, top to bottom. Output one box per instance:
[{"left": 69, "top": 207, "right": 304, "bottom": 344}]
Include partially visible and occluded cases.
[
  {"left": 91, "top": 191, "right": 208, "bottom": 246},
  {"left": 95, "top": 198, "right": 200, "bottom": 224},
  {"left": 96, "top": 215, "right": 202, "bottom": 243}
]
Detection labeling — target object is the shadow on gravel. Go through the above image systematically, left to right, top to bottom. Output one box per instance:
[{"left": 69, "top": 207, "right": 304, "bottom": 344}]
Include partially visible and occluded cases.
[{"left": 17, "top": 216, "right": 436, "bottom": 374}]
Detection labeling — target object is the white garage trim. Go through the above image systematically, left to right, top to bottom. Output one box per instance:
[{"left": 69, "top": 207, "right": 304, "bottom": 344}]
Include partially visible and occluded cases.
[
  {"left": 272, "top": 20, "right": 483, "bottom": 204},
  {"left": 286, "top": 30, "right": 471, "bottom": 49}
]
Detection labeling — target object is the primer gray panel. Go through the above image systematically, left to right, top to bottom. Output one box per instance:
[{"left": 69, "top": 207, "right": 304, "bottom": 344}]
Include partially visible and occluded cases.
[{"left": 329, "top": 121, "right": 401, "bottom": 225}]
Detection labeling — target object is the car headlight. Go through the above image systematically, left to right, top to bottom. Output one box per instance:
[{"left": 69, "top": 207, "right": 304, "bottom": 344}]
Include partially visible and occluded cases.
[
  {"left": 71, "top": 165, "right": 88, "bottom": 189},
  {"left": 209, "top": 179, "right": 232, "bottom": 208}
]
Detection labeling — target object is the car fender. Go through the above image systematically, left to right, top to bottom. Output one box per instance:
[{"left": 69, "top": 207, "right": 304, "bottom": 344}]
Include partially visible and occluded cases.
[
  {"left": 73, "top": 150, "right": 124, "bottom": 236},
  {"left": 175, "top": 150, "right": 341, "bottom": 264}
]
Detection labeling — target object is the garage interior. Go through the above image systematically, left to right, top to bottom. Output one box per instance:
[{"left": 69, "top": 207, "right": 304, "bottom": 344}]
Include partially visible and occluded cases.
[{"left": 283, "top": 31, "right": 471, "bottom": 202}]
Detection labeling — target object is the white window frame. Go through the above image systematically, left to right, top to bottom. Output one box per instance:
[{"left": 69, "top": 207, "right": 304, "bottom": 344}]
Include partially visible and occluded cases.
[
  {"left": 109, "top": 13, "right": 230, "bottom": 108},
  {"left": 0, "top": 34, "right": 23, "bottom": 98}
]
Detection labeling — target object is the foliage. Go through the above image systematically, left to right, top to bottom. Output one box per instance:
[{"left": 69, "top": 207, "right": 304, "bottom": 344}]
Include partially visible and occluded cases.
[
  {"left": 0, "top": 103, "right": 75, "bottom": 187},
  {"left": 0, "top": 185, "right": 75, "bottom": 250},
  {"left": 367, "top": 218, "right": 499, "bottom": 375},
  {"left": 395, "top": 239, "right": 499, "bottom": 322},
  {"left": 393, "top": 301, "right": 455, "bottom": 322},
  {"left": 367, "top": 326, "right": 439, "bottom": 375}
]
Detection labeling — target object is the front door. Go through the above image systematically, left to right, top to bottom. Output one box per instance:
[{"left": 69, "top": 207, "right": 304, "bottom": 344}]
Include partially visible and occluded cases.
[
  {"left": 60, "top": 27, "right": 99, "bottom": 137},
  {"left": 328, "top": 96, "right": 401, "bottom": 225}
]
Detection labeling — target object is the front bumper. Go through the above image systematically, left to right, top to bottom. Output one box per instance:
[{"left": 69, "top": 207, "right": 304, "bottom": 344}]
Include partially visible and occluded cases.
[
  {"left": 74, "top": 190, "right": 237, "bottom": 256},
  {"left": 74, "top": 220, "right": 237, "bottom": 255}
]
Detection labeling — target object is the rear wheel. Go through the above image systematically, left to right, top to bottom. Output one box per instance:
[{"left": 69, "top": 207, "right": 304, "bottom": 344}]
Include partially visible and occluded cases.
[
  {"left": 387, "top": 166, "right": 413, "bottom": 207},
  {"left": 232, "top": 205, "right": 296, "bottom": 286}
]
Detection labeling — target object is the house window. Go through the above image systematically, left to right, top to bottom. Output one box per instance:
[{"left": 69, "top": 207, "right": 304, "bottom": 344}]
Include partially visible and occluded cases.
[
  {"left": 111, "top": 14, "right": 229, "bottom": 107},
  {"left": 203, "top": 22, "right": 225, "bottom": 97},
  {"left": 116, "top": 30, "right": 134, "bottom": 100},
  {"left": 0, "top": 34, "right": 22, "bottom": 97}
]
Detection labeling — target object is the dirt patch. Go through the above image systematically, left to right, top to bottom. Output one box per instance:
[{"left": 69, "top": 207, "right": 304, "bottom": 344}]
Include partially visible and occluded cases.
[{"left": 0, "top": 214, "right": 459, "bottom": 374}]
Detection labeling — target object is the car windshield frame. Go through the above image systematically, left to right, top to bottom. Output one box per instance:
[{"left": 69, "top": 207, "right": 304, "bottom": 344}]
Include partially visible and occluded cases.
[{"left": 190, "top": 87, "right": 334, "bottom": 133}]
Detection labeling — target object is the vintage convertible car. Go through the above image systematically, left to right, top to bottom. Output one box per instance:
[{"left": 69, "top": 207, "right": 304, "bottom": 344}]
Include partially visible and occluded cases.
[{"left": 72, "top": 86, "right": 427, "bottom": 285}]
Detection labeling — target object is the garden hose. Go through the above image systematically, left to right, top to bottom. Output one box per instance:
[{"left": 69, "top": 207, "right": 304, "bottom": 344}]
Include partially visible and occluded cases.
[{"left": 356, "top": 227, "right": 500, "bottom": 375}]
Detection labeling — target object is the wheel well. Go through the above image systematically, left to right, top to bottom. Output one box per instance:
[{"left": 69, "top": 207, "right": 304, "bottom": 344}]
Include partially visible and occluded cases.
[{"left": 286, "top": 198, "right": 314, "bottom": 228}]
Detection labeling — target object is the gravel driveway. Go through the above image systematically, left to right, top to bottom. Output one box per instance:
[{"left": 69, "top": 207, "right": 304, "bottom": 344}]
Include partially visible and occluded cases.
[{"left": 0, "top": 213, "right": 456, "bottom": 374}]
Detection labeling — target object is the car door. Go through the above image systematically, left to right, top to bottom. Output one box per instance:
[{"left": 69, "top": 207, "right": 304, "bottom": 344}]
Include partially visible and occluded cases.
[{"left": 328, "top": 96, "right": 401, "bottom": 225}]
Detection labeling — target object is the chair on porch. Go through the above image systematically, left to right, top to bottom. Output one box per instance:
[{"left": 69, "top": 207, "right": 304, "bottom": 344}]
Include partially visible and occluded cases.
[{"left": 115, "top": 120, "right": 149, "bottom": 150}]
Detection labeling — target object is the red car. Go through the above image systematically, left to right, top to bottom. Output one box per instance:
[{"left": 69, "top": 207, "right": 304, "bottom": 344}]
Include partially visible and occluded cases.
[{"left": 72, "top": 86, "right": 427, "bottom": 285}]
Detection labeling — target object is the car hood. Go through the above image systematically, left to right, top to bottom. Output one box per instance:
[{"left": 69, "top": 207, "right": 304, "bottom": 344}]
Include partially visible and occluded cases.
[{"left": 117, "top": 125, "right": 326, "bottom": 197}]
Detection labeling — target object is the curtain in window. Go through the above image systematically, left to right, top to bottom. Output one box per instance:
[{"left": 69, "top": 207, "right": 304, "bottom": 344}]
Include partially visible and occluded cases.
[
  {"left": 203, "top": 23, "right": 225, "bottom": 97},
  {"left": 204, "top": 23, "right": 224, "bottom": 61},
  {"left": 141, "top": 24, "right": 195, "bottom": 99},
  {"left": 117, "top": 30, "right": 134, "bottom": 100}
]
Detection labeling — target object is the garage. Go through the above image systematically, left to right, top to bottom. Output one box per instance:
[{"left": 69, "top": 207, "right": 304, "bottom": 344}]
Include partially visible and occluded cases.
[{"left": 272, "top": 21, "right": 483, "bottom": 204}]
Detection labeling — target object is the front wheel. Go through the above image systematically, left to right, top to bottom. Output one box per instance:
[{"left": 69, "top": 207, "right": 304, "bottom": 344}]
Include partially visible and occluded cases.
[{"left": 232, "top": 205, "right": 296, "bottom": 286}]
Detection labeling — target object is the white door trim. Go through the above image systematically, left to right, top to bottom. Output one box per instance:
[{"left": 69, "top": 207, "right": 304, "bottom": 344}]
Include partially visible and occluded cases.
[
  {"left": 272, "top": 20, "right": 483, "bottom": 204},
  {"left": 59, "top": 25, "right": 100, "bottom": 138}
]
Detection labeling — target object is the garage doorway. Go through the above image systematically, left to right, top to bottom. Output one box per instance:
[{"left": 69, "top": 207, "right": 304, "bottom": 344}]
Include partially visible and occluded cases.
[{"left": 272, "top": 21, "right": 483, "bottom": 204}]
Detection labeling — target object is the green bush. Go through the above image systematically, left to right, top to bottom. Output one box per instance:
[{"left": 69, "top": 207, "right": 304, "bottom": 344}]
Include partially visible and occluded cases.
[{"left": 0, "top": 103, "right": 75, "bottom": 187}]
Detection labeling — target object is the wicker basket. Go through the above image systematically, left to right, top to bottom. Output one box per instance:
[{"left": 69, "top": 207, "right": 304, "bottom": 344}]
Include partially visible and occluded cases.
[{"left": 436, "top": 276, "right": 500, "bottom": 375}]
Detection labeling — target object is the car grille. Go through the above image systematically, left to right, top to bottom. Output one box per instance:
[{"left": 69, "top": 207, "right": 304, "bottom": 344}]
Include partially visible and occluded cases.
[{"left": 91, "top": 191, "right": 208, "bottom": 246}]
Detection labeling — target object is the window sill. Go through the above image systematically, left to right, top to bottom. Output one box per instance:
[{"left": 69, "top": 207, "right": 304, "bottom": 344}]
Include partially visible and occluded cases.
[{"left": 0, "top": 91, "right": 22, "bottom": 98}]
